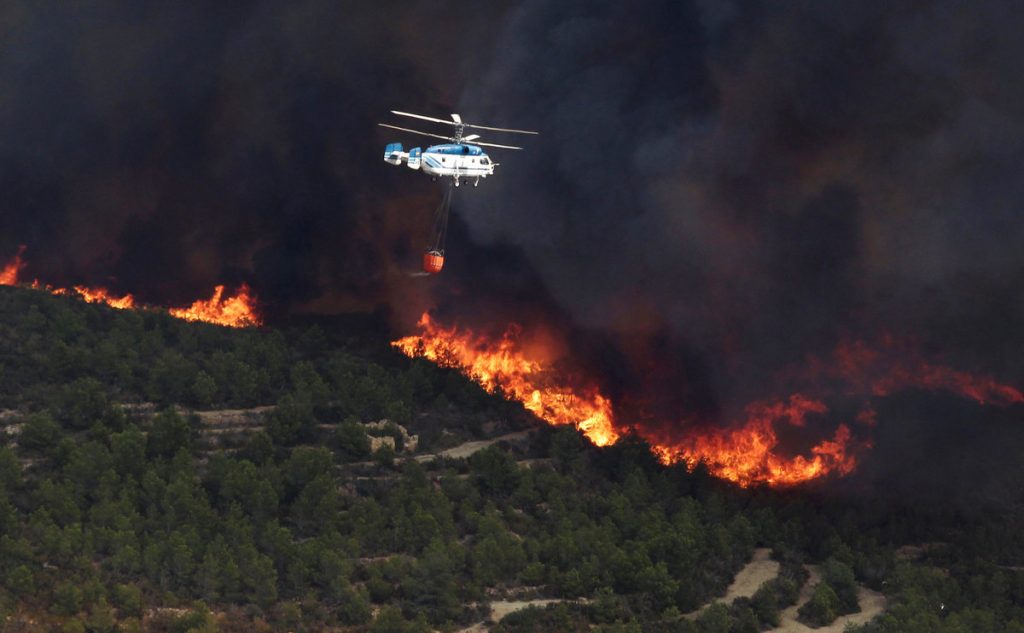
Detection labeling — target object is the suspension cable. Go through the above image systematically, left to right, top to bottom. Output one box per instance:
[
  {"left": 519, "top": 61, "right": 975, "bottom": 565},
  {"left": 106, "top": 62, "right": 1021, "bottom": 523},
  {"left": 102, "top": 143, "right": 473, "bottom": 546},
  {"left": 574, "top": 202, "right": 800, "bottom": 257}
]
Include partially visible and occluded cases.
[{"left": 430, "top": 182, "right": 454, "bottom": 253}]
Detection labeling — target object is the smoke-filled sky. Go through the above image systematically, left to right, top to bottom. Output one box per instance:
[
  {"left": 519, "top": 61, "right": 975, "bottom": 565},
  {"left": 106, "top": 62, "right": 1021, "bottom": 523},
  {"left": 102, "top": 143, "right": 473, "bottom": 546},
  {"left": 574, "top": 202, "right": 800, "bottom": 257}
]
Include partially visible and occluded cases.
[
  {"left": 459, "top": 0, "right": 1024, "bottom": 400},
  {"left": 2, "top": 1, "right": 1023, "bottom": 462}
]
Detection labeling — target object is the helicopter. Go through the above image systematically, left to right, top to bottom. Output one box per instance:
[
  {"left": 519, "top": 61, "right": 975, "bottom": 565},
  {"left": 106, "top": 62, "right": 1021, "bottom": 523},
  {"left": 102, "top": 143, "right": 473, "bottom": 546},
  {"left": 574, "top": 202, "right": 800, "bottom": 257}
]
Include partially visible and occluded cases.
[
  {"left": 380, "top": 111, "right": 537, "bottom": 187},
  {"left": 380, "top": 111, "right": 537, "bottom": 275}
]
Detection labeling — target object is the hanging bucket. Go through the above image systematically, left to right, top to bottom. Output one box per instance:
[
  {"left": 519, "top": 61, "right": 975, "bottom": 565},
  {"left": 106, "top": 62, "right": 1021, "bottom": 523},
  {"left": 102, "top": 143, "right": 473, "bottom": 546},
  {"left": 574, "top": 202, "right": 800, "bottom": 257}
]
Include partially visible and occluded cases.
[{"left": 422, "top": 250, "right": 445, "bottom": 274}]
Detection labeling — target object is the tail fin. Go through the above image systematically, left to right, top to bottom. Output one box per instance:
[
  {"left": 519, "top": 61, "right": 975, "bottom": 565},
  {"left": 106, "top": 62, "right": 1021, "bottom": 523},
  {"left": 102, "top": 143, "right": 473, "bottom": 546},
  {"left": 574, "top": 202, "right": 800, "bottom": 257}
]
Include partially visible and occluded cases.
[
  {"left": 384, "top": 142, "right": 404, "bottom": 165},
  {"left": 407, "top": 147, "right": 421, "bottom": 170}
]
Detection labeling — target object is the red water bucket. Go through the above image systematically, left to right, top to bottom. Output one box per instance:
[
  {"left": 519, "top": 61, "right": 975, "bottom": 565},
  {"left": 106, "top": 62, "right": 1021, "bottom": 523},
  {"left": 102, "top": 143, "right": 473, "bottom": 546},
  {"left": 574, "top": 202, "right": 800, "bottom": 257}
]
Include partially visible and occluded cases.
[{"left": 422, "top": 250, "right": 445, "bottom": 274}]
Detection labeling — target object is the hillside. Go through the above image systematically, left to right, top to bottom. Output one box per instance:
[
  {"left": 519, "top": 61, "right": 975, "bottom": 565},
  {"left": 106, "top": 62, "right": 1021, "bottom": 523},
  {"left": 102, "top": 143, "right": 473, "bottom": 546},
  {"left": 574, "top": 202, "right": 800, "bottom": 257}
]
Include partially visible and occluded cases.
[{"left": 0, "top": 286, "right": 1022, "bottom": 632}]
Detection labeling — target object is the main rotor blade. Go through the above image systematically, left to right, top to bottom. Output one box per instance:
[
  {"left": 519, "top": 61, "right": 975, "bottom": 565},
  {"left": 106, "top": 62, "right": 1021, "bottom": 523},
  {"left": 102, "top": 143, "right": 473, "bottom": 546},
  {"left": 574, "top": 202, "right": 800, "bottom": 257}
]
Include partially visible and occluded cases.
[
  {"left": 390, "top": 110, "right": 459, "bottom": 126},
  {"left": 392, "top": 110, "right": 537, "bottom": 135},
  {"left": 378, "top": 123, "right": 452, "bottom": 141},
  {"left": 465, "top": 123, "right": 538, "bottom": 135},
  {"left": 462, "top": 134, "right": 480, "bottom": 142},
  {"left": 473, "top": 141, "right": 523, "bottom": 150}
]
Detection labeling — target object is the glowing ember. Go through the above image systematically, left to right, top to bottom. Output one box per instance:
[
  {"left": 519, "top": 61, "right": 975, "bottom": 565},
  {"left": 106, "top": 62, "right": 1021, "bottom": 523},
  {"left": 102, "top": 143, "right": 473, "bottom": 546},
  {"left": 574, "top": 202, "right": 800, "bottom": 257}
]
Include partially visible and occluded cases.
[
  {"left": 0, "top": 250, "right": 260, "bottom": 328},
  {"left": 168, "top": 284, "right": 260, "bottom": 328},
  {"left": 394, "top": 312, "right": 1024, "bottom": 488},
  {"left": 829, "top": 339, "right": 1024, "bottom": 406}
]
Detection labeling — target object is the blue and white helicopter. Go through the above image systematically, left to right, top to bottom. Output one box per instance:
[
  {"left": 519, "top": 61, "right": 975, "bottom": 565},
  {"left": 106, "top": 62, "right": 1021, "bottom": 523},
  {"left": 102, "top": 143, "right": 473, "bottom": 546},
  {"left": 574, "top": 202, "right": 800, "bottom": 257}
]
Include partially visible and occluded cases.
[{"left": 380, "top": 111, "right": 537, "bottom": 187}]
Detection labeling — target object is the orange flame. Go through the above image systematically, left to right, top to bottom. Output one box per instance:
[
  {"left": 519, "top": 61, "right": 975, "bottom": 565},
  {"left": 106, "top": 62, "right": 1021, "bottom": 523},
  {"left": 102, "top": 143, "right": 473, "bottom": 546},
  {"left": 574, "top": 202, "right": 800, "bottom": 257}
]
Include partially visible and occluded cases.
[
  {"left": 0, "top": 247, "right": 25, "bottom": 285},
  {"left": 0, "top": 250, "right": 260, "bottom": 328},
  {"left": 168, "top": 284, "right": 260, "bottom": 328},
  {"left": 70, "top": 286, "right": 137, "bottom": 310},
  {"left": 393, "top": 312, "right": 1023, "bottom": 488},
  {"left": 393, "top": 314, "right": 620, "bottom": 446},
  {"left": 393, "top": 314, "right": 857, "bottom": 486},
  {"left": 651, "top": 396, "right": 858, "bottom": 487}
]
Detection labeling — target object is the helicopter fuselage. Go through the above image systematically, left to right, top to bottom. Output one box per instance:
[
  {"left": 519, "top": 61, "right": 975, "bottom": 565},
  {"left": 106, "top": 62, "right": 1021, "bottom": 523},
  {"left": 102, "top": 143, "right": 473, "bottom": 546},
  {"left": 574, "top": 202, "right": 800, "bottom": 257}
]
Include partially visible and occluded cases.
[
  {"left": 384, "top": 142, "right": 494, "bottom": 185},
  {"left": 421, "top": 144, "right": 494, "bottom": 178}
]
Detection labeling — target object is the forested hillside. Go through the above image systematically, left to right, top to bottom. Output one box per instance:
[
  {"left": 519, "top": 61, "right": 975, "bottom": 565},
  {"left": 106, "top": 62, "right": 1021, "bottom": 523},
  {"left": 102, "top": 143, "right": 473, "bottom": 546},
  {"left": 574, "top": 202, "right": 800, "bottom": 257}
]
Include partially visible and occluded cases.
[{"left": 0, "top": 286, "right": 1022, "bottom": 633}]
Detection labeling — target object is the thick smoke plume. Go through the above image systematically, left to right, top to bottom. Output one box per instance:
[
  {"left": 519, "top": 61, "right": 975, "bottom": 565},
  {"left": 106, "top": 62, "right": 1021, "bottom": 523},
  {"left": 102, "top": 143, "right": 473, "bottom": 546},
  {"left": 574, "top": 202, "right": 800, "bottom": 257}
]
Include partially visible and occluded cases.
[
  {"left": 453, "top": 0, "right": 1024, "bottom": 496},
  {"left": 457, "top": 0, "right": 1024, "bottom": 418},
  {"left": 0, "top": 1, "right": 508, "bottom": 315},
  {"left": 2, "top": 1, "right": 1022, "bottom": 494}
]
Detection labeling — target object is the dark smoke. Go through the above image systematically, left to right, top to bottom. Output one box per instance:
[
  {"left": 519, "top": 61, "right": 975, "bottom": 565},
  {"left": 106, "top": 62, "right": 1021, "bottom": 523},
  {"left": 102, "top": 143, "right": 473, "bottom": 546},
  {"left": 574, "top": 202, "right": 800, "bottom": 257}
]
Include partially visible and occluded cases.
[
  {"left": 459, "top": 0, "right": 1024, "bottom": 405},
  {"left": 0, "top": 1, "right": 510, "bottom": 314},
  {"left": 2, "top": 1, "right": 1023, "bottom": 496},
  {"left": 844, "top": 392, "right": 1024, "bottom": 510}
]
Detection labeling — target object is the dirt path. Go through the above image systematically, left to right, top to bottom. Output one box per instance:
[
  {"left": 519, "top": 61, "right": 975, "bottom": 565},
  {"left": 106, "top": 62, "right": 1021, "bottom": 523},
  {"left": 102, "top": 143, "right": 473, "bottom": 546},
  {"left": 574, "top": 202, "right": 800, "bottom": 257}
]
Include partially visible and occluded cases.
[
  {"left": 193, "top": 405, "right": 274, "bottom": 431},
  {"left": 415, "top": 430, "right": 531, "bottom": 461},
  {"left": 684, "top": 548, "right": 780, "bottom": 619},
  {"left": 723, "top": 548, "right": 780, "bottom": 603},
  {"left": 774, "top": 566, "right": 887, "bottom": 632},
  {"left": 777, "top": 566, "right": 821, "bottom": 628},
  {"left": 455, "top": 599, "right": 569, "bottom": 633},
  {"left": 490, "top": 599, "right": 563, "bottom": 621}
]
